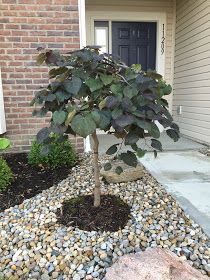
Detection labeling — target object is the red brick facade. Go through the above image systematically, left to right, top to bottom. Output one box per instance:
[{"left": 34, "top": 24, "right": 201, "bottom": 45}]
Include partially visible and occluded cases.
[{"left": 0, "top": 0, "right": 84, "bottom": 152}]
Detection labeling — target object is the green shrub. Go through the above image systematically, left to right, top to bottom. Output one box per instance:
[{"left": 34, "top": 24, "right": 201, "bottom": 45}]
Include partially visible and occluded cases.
[
  {"left": 28, "top": 135, "right": 78, "bottom": 169},
  {"left": 0, "top": 157, "right": 13, "bottom": 192}
]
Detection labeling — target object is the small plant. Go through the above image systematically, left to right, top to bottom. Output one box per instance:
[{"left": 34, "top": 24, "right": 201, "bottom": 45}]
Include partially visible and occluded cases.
[
  {"left": 31, "top": 47, "right": 179, "bottom": 207},
  {"left": 28, "top": 134, "right": 77, "bottom": 169},
  {"left": 0, "top": 137, "right": 10, "bottom": 150},
  {"left": 0, "top": 137, "right": 13, "bottom": 192},
  {"left": 0, "top": 157, "right": 13, "bottom": 192}
]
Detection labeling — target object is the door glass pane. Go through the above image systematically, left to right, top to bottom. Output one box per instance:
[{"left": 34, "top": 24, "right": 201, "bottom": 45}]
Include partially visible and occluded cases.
[{"left": 94, "top": 21, "right": 109, "bottom": 53}]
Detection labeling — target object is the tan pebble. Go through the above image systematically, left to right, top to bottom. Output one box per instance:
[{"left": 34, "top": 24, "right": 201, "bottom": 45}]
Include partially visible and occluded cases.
[
  {"left": 128, "top": 234, "right": 134, "bottom": 241},
  {"left": 98, "top": 238, "right": 104, "bottom": 242},
  {"left": 50, "top": 241, "right": 56, "bottom": 247},
  {"left": 47, "top": 247, "right": 52, "bottom": 253},
  {"left": 85, "top": 249, "right": 93, "bottom": 257},
  {"left": 205, "top": 249, "right": 210, "bottom": 256},
  {"left": 46, "top": 253, "right": 51, "bottom": 260},
  {"left": 100, "top": 253, "right": 107, "bottom": 259},
  {"left": 5, "top": 259, "right": 10, "bottom": 265},
  {"left": 59, "top": 263, "right": 66, "bottom": 270},
  {"left": 11, "top": 265, "right": 17, "bottom": 270},
  {"left": 23, "top": 267, "right": 29, "bottom": 274},
  {"left": 64, "top": 267, "right": 69, "bottom": 273},
  {"left": 17, "top": 270, "right": 23, "bottom": 276},
  {"left": 52, "top": 272, "right": 59, "bottom": 278}
]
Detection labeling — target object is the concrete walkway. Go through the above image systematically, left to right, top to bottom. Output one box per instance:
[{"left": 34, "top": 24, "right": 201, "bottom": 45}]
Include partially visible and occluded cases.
[
  {"left": 96, "top": 132, "right": 205, "bottom": 154},
  {"left": 97, "top": 133, "right": 210, "bottom": 237},
  {"left": 140, "top": 150, "right": 210, "bottom": 237}
]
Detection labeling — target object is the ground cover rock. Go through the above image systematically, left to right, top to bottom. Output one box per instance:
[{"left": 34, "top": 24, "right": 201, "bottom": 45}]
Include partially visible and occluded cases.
[
  {"left": 0, "top": 155, "right": 210, "bottom": 279},
  {"left": 100, "top": 160, "right": 144, "bottom": 183},
  {"left": 105, "top": 248, "right": 209, "bottom": 280}
]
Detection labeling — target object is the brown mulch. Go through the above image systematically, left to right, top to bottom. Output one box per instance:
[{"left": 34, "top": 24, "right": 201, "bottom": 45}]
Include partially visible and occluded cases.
[
  {"left": 0, "top": 153, "right": 71, "bottom": 212},
  {"left": 57, "top": 194, "right": 131, "bottom": 232}
]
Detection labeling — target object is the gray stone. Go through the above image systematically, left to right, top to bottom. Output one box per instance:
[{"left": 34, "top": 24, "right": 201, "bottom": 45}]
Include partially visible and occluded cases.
[
  {"left": 100, "top": 161, "right": 144, "bottom": 183},
  {"left": 190, "top": 254, "right": 198, "bottom": 261},
  {"left": 92, "top": 271, "right": 99, "bottom": 278},
  {"left": 41, "top": 274, "right": 50, "bottom": 280},
  {"left": 73, "top": 274, "right": 81, "bottom": 280}
]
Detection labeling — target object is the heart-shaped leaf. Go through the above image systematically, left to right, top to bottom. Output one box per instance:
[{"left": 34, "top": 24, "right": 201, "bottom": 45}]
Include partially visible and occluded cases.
[
  {"left": 100, "top": 74, "right": 113, "bottom": 86},
  {"left": 63, "top": 77, "right": 82, "bottom": 95},
  {"left": 85, "top": 78, "right": 103, "bottom": 92},
  {"left": 110, "top": 84, "right": 123, "bottom": 96},
  {"left": 123, "top": 85, "right": 138, "bottom": 98},
  {"left": 106, "top": 96, "right": 120, "bottom": 109},
  {"left": 112, "top": 108, "right": 123, "bottom": 120},
  {"left": 91, "top": 110, "right": 101, "bottom": 125},
  {"left": 53, "top": 111, "right": 67, "bottom": 125},
  {"left": 71, "top": 113, "right": 96, "bottom": 138},
  {"left": 115, "top": 115, "right": 134, "bottom": 127},
  {"left": 37, "top": 127, "right": 51, "bottom": 144},
  {"left": 166, "top": 129, "right": 179, "bottom": 142},
  {"left": 125, "top": 131, "right": 139, "bottom": 145},
  {"left": 151, "top": 139, "right": 163, "bottom": 151},
  {"left": 106, "top": 144, "right": 119, "bottom": 155},
  {"left": 137, "top": 148, "right": 146, "bottom": 158},
  {"left": 120, "top": 151, "right": 138, "bottom": 167},
  {"left": 104, "top": 162, "right": 112, "bottom": 171},
  {"left": 115, "top": 166, "right": 123, "bottom": 175}
]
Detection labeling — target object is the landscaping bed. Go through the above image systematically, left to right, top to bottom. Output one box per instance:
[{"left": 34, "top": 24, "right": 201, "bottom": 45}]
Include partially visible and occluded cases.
[
  {"left": 0, "top": 153, "right": 71, "bottom": 212},
  {"left": 0, "top": 155, "right": 210, "bottom": 280}
]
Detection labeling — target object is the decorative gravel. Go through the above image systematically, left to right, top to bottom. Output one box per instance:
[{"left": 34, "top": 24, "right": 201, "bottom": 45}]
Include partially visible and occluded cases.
[{"left": 0, "top": 155, "right": 210, "bottom": 280}]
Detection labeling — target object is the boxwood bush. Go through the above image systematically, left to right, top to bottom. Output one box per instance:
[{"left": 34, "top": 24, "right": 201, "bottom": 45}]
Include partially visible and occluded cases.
[
  {"left": 28, "top": 134, "right": 78, "bottom": 169},
  {"left": 0, "top": 157, "right": 13, "bottom": 192}
]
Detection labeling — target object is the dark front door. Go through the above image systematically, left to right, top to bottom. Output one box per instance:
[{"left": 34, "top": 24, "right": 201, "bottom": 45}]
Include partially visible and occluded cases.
[{"left": 112, "top": 22, "right": 156, "bottom": 70}]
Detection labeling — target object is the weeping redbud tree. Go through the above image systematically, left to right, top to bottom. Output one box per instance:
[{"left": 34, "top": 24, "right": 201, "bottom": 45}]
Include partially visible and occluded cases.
[{"left": 31, "top": 47, "right": 179, "bottom": 207}]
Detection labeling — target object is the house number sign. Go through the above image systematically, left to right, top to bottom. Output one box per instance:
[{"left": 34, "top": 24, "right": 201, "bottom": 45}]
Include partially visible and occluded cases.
[{"left": 161, "top": 24, "right": 165, "bottom": 55}]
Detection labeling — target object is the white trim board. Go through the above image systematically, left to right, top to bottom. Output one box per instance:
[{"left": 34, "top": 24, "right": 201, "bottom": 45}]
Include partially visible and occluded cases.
[
  {"left": 78, "top": 0, "right": 91, "bottom": 152},
  {"left": 78, "top": 0, "right": 87, "bottom": 48},
  {"left": 86, "top": 11, "right": 166, "bottom": 76},
  {"left": 0, "top": 68, "right": 6, "bottom": 134}
]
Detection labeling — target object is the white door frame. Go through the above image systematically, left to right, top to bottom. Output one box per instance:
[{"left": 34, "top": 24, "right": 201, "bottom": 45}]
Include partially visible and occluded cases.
[
  {"left": 78, "top": 0, "right": 92, "bottom": 152},
  {"left": 78, "top": 2, "right": 167, "bottom": 152},
  {"left": 86, "top": 11, "right": 166, "bottom": 76},
  {"left": 0, "top": 68, "right": 6, "bottom": 134}
]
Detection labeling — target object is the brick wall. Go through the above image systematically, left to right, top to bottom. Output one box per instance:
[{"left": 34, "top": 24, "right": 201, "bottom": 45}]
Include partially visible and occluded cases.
[{"left": 0, "top": 0, "right": 84, "bottom": 153}]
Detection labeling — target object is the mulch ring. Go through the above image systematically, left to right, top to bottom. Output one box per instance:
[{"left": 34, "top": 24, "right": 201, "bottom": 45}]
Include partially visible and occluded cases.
[
  {"left": 0, "top": 153, "right": 71, "bottom": 212},
  {"left": 57, "top": 194, "right": 131, "bottom": 232}
]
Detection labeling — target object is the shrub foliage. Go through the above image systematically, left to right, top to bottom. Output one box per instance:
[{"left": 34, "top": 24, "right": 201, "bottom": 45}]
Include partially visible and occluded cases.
[
  {"left": 28, "top": 134, "right": 77, "bottom": 169},
  {"left": 0, "top": 157, "right": 13, "bottom": 192}
]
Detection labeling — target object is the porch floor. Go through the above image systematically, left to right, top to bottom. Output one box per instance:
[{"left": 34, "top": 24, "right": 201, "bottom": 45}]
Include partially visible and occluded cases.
[{"left": 95, "top": 132, "right": 206, "bottom": 154}]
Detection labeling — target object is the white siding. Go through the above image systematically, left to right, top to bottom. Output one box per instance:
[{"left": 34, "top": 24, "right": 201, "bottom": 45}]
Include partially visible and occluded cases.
[
  {"left": 86, "top": 0, "right": 175, "bottom": 110},
  {"left": 173, "top": 0, "right": 210, "bottom": 144}
]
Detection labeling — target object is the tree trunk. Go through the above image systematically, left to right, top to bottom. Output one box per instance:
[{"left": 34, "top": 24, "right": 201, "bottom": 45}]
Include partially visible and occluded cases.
[{"left": 91, "top": 130, "right": 101, "bottom": 207}]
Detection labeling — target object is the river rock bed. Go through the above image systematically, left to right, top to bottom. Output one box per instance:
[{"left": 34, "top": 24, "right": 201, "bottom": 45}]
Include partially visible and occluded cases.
[{"left": 0, "top": 155, "right": 210, "bottom": 280}]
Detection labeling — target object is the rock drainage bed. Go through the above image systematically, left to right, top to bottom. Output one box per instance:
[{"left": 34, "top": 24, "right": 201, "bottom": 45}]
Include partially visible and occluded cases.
[{"left": 0, "top": 156, "right": 210, "bottom": 280}]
